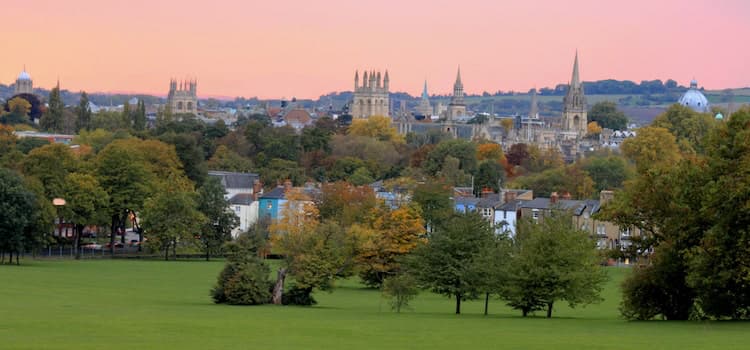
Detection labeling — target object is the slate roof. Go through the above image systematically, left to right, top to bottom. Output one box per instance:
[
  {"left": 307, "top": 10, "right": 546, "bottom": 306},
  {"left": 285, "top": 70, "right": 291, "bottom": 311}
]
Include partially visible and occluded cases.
[
  {"left": 208, "top": 171, "right": 259, "bottom": 190},
  {"left": 260, "top": 187, "right": 286, "bottom": 200},
  {"left": 228, "top": 193, "right": 255, "bottom": 206},
  {"left": 454, "top": 196, "right": 481, "bottom": 207},
  {"left": 476, "top": 197, "right": 503, "bottom": 209},
  {"left": 520, "top": 198, "right": 590, "bottom": 216},
  {"left": 498, "top": 199, "right": 523, "bottom": 212}
]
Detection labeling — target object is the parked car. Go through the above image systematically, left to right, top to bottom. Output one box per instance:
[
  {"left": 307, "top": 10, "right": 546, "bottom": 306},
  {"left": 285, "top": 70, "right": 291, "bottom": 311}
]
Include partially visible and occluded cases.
[
  {"left": 105, "top": 242, "right": 125, "bottom": 249},
  {"left": 82, "top": 243, "right": 102, "bottom": 250}
]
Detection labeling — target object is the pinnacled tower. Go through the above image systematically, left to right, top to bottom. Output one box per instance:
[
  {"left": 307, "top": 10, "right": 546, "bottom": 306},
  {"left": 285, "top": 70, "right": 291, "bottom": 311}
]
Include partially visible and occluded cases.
[
  {"left": 561, "top": 52, "right": 587, "bottom": 135},
  {"left": 444, "top": 66, "right": 466, "bottom": 137},
  {"left": 351, "top": 69, "right": 390, "bottom": 118},
  {"left": 167, "top": 78, "right": 198, "bottom": 115}
]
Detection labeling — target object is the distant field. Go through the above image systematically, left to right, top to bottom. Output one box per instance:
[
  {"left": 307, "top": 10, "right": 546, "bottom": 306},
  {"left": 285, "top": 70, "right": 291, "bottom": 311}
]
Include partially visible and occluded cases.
[{"left": 1, "top": 260, "right": 748, "bottom": 350}]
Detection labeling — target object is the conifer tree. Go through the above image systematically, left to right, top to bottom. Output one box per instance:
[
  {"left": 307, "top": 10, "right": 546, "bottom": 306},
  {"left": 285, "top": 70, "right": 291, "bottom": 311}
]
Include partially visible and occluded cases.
[
  {"left": 40, "top": 83, "right": 64, "bottom": 132},
  {"left": 75, "top": 91, "right": 92, "bottom": 132}
]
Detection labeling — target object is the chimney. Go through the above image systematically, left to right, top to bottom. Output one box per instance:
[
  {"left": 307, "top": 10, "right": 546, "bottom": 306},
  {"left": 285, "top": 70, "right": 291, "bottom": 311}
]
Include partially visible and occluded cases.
[
  {"left": 284, "top": 179, "right": 293, "bottom": 192},
  {"left": 252, "top": 180, "right": 263, "bottom": 201},
  {"left": 481, "top": 187, "right": 494, "bottom": 198},
  {"left": 503, "top": 190, "right": 517, "bottom": 204},
  {"left": 600, "top": 190, "right": 614, "bottom": 205},
  {"left": 550, "top": 192, "right": 559, "bottom": 204}
]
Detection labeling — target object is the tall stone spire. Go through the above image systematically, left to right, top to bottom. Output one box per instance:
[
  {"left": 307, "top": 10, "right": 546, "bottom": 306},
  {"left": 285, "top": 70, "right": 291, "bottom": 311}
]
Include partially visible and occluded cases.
[
  {"left": 570, "top": 50, "right": 580, "bottom": 88},
  {"left": 451, "top": 66, "right": 465, "bottom": 105},
  {"left": 354, "top": 70, "right": 359, "bottom": 89},
  {"left": 383, "top": 70, "right": 389, "bottom": 91},
  {"left": 421, "top": 80, "right": 429, "bottom": 100}
]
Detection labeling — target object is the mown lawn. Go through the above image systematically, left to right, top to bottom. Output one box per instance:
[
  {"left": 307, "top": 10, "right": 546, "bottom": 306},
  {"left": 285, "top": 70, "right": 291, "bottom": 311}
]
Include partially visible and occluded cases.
[{"left": 0, "top": 259, "right": 747, "bottom": 349}]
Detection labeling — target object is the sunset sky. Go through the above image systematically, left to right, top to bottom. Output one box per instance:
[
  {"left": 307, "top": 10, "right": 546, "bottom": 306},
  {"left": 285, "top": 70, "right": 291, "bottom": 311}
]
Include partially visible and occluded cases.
[{"left": 2, "top": 0, "right": 749, "bottom": 99}]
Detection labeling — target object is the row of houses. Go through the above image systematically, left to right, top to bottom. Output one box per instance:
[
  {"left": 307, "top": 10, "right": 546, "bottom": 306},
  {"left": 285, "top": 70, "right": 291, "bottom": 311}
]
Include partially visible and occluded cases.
[
  {"left": 211, "top": 171, "right": 638, "bottom": 252},
  {"left": 454, "top": 188, "right": 638, "bottom": 251}
]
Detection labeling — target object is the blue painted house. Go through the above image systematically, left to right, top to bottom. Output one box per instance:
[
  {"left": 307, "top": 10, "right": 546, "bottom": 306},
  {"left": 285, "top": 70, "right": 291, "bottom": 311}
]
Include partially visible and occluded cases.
[{"left": 258, "top": 187, "right": 288, "bottom": 220}]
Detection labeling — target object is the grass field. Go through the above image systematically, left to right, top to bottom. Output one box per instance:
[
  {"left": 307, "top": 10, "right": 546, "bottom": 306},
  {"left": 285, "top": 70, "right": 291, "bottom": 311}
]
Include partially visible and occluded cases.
[{"left": 1, "top": 260, "right": 748, "bottom": 349}]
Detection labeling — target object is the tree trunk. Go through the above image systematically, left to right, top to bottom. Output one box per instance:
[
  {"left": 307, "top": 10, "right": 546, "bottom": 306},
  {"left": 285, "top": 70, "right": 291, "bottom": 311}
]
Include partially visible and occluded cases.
[
  {"left": 120, "top": 210, "right": 128, "bottom": 244},
  {"left": 110, "top": 214, "right": 117, "bottom": 256},
  {"left": 74, "top": 224, "right": 83, "bottom": 260},
  {"left": 172, "top": 239, "right": 177, "bottom": 260},
  {"left": 205, "top": 242, "right": 210, "bottom": 261},
  {"left": 164, "top": 243, "right": 169, "bottom": 261},
  {"left": 15, "top": 251, "right": 19, "bottom": 265},
  {"left": 272, "top": 268, "right": 287, "bottom": 305},
  {"left": 484, "top": 292, "right": 489, "bottom": 316},
  {"left": 455, "top": 293, "right": 462, "bottom": 314},
  {"left": 546, "top": 301, "right": 554, "bottom": 318},
  {"left": 522, "top": 308, "right": 528, "bottom": 317}
]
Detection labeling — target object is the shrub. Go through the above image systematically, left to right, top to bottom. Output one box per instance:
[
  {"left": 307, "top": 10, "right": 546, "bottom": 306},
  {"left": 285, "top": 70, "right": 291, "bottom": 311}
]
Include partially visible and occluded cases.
[
  {"left": 211, "top": 260, "right": 272, "bottom": 305},
  {"left": 382, "top": 274, "right": 419, "bottom": 313},
  {"left": 282, "top": 285, "right": 316, "bottom": 306}
]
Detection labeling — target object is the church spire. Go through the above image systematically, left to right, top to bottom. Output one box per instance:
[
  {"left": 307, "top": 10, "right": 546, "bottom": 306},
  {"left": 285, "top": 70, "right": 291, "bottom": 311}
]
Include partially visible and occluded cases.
[
  {"left": 570, "top": 50, "right": 580, "bottom": 88},
  {"left": 455, "top": 66, "right": 463, "bottom": 89},
  {"left": 422, "top": 80, "right": 429, "bottom": 100}
]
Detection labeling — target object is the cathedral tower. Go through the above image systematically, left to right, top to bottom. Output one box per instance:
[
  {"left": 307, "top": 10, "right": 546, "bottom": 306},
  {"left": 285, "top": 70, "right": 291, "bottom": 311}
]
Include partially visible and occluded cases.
[
  {"left": 561, "top": 52, "right": 587, "bottom": 135},
  {"left": 446, "top": 66, "right": 466, "bottom": 121},
  {"left": 350, "top": 69, "right": 390, "bottom": 118},
  {"left": 167, "top": 78, "right": 198, "bottom": 115}
]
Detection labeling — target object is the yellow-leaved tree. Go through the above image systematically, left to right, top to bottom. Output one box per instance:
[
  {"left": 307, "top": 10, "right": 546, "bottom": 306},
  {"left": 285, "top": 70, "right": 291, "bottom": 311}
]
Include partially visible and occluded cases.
[
  {"left": 347, "top": 115, "right": 405, "bottom": 143},
  {"left": 357, "top": 203, "right": 426, "bottom": 287}
]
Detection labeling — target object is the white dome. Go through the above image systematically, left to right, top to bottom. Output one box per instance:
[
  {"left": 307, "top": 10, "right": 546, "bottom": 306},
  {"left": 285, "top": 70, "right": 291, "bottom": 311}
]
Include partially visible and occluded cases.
[
  {"left": 17, "top": 70, "right": 31, "bottom": 81},
  {"left": 678, "top": 80, "right": 709, "bottom": 113}
]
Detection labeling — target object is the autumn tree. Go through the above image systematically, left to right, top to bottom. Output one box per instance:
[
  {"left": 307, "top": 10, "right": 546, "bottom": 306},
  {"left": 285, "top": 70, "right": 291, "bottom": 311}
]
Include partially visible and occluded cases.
[
  {"left": 2, "top": 97, "right": 32, "bottom": 124},
  {"left": 651, "top": 104, "right": 716, "bottom": 154},
  {"left": 348, "top": 115, "right": 404, "bottom": 143},
  {"left": 317, "top": 182, "right": 377, "bottom": 227},
  {"left": 357, "top": 203, "right": 425, "bottom": 287}
]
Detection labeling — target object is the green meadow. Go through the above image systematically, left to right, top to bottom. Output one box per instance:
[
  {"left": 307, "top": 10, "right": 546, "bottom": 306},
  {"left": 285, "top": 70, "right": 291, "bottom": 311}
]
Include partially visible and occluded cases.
[{"left": 0, "top": 260, "right": 747, "bottom": 349}]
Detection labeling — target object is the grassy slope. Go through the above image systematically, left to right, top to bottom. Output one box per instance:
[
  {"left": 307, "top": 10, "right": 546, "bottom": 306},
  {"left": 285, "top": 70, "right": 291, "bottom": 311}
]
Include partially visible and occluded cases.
[{"left": 0, "top": 260, "right": 748, "bottom": 349}]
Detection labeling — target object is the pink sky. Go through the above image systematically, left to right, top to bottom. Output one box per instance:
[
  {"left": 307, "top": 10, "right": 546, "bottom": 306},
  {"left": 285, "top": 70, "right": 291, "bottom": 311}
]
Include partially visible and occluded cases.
[{"left": 2, "top": 0, "right": 749, "bottom": 99}]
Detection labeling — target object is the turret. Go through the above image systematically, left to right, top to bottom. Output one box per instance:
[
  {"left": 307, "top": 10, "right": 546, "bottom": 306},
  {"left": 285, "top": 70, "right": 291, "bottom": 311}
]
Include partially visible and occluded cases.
[
  {"left": 354, "top": 70, "right": 359, "bottom": 90},
  {"left": 384, "top": 70, "right": 390, "bottom": 91},
  {"left": 363, "top": 71, "right": 368, "bottom": 89},
  {"left": 376, "top": 71, "right": 382, "bottom": 89}
]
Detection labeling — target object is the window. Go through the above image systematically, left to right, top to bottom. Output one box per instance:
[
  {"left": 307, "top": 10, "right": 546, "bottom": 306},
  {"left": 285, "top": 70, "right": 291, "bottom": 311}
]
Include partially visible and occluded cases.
[
  {"left": 234, "top": 206, "right": 241, "bottom": 213},
  {"left": 532, "top": 209, "right": 539, "bottom": 222}
]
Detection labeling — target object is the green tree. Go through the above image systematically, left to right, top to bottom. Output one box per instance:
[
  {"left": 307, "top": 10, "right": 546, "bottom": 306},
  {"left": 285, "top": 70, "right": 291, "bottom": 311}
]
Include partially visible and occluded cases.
[
  {"left": 40, "top": 83, "right": 65, "bottom": 132},
  {"left": 75, "top": 92, "right": 92, "bottom": 132},
  {"left": 3, "top": 97, "right": 32, "bottom": 125},
  {"left": 133, "top": 99, "right": 146, "bottom": 131},
  {"left": 121, "top": 100, "right": 132, "bottom": 129},
  {"left": 588, "top": 101, "right": 628, "bottom": 131},
  {"left": 651, "top": 104, "right": 716, "bottom": 154},
  {"left": 158, "top": 132, "right": 208, "bottom": 186},
  {"left": 423, "top": 139, "right": 478, "bottom": 176},
  {"left": 96, "top": 140, "right": 154, "bottom": 254},
  {"left": 22, "top": 143, "right": 79, "bottom": 199},
  {"left": 207, "top": 145, "right": 254, "bottom": 172},
  {"left": 580, "top": 154, "right": 633, "bottom": 192},
  {"left": 437, "top": 155, "right": 471, "bottom": 186},
  {"left": 474, "top": 160, "right": 505, "bottom": 194},
  {"left": 348, "top": 167, "right": 374, "bottom": 186},
  {"left": 0, "top": 168, "right": 37, "bottom": 265},
  {"left": 63, "top": 173, "right": 109, "bottom": 259},
  {"left": 197, "top": 177, "right": 239, "bottom": 261},
  {"left": 412, "top": 182, "right": 452, "bottom": 232},
  {"left": 142, "top": 189, "right": 206, "bottom": 260},
  {"left": 408, "top": 212, "right": 497, "bottom": 314},
  {"left": 503, "top": 213, "right": 607, "bottom": 318},
  {"left": 211, "top": 224, "right": 273, "bottom": 305},
  {"left": 382, "top": 273, "right": 419, "bottom": 313}
]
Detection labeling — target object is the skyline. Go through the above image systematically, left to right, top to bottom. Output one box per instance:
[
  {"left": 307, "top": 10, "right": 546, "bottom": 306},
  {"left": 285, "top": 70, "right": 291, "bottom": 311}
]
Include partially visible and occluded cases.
[{"left": 2, "top": 0, "right": 749, "bottom": 99}]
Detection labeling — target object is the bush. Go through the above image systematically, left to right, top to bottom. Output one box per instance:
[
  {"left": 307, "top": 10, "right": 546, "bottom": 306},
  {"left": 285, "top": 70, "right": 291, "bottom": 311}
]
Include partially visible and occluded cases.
[
  {"left": 211, "top": 260, "right": 272, "bottom": 305},
  {"left": 382, "top": 274, "right": 419, "bottom": 313},
  {"left": 282, "top": 285, "right": 316, "bottom": 306}
]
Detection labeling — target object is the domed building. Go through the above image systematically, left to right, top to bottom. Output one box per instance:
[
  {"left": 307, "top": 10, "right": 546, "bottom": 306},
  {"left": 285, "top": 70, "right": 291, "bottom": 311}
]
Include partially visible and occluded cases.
[
  {"left": 14, "top": 68, "right": 33, "bottom": 95},
  {"left": 678, "top": 79, "right": 710, "bottom": 113}
]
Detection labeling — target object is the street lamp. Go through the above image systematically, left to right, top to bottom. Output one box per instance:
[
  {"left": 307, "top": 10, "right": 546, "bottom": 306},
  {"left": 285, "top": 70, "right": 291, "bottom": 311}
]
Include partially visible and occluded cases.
[{"left": 52, "top": 198, "right": 66, "bottom": 257}]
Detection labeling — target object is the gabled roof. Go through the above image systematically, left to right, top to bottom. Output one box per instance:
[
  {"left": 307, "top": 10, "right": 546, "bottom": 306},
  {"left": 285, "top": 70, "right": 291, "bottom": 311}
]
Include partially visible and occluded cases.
[
  {"left": 284, "top": 109, "right": 312, "bottom": 125},
  {"left": 208, "top": 171, "right": 259, "bottom": 190},
  {"left": 260, "top": 187, "right": 286, "bottom": 200},
  {"left": 228, "top": 193, "right": 255, "bottom": 206},
  {"left": 454, "top": 196, "right": 481, "bottom": 207},
  {"left": 476, "top": 197, "right": 503, "bottom": 209},
  {"left": 520, "top": 198, "right": 590, "bottom": 216},
  {"left": 498, "top": 199, "right": 523, "bottom": 212}
]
